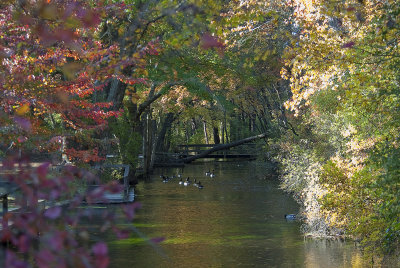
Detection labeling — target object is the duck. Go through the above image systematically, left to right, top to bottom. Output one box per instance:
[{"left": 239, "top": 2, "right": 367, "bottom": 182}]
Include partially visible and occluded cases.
[
  {"left": 183, "top": 177, "right": 191, "bottom": 186},
  {"left": 178, "top": 178, "right": 183, "bottom": 185},
  {"left": 193, "top": 179, "right": 198, "bottom": 187},
  {"left": 197, "top": 181, "right": 204, "bottom": 189},
  {"left": 284, "top": 214, "right": 296, "bottom": 220}
]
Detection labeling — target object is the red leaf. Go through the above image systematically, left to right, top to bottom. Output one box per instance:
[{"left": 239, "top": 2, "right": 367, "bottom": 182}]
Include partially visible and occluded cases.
[
  {"left": 200, "top": 33, "right": 224, "bottom": 50},
  {"left": 17, "top": 136, "right": 28, "bottom": 143},
  {"left": 94, "top": 256, "right": 110, "bottom": 268}
]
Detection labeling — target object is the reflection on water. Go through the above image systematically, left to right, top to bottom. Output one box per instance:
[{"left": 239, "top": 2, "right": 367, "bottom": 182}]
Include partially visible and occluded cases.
[{"left": 107, "top": 160, "right": 365, "bottom": 267}]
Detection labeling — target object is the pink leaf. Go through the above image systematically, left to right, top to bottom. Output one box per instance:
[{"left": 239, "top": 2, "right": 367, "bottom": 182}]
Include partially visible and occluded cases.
[
  {"left": 80, "top": 10, "right": 101, "bottom": 27},
  {"left": 54, "top": 28, "right": 78, "bottom": 43},
  {"left": 342, "top": 41, "right": 355, "bottom": 48},
  {"left": 14, "top": 116, "right": 31, "bottom": 132},
  {"left": 49, "top": 136, "right": 63, "bottom": 143},
  {"left": 2, "top": 158, "right": 15, "bottom": 170},
  {"left": 37, "top": 162, "right": 51, "bottom": 178},
  {"left": 105, "top": 180, "right": 124, "bottom": 193},
  {"left": 49, "top": 189, "right": 61, "bottom": 200},
  {"left": 122, "top": 202, "right": 141, "bottom": 220},
  {"left": 44, "top": 206, "right": 61, "bottom": 219},
  {"left": 113, "top": 227, "right": 131, "bottom": 239},
  {"left": 48, "top": 231, "right": 64, "bottom": 251},
  {"left": 17, "top": 235, "right": 30, "bottom": 253},
  {"left": 149, "top": 237, "right": 165, "bottom": 244},
  {"left": 92, "top": 242, "right": 108, "bottom": 256},
  {"left": 36, "top": 249, "right": 55, "bottom": 268},
  {"left": 6, "top": 250, "right": 28, "bottom": 268},
  {"left": 94, "top": 256, "right": 110, "bottom": 268}
]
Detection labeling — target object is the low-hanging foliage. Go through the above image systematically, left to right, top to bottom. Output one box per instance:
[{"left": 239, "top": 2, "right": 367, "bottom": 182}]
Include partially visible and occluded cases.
[{"left": 1, "top": 157, "right": 146, "bottom": 268}]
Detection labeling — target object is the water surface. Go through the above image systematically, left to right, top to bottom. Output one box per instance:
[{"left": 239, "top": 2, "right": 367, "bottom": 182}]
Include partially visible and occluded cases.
[{"left": 108, "top": 160, "right": 364, "bottom": 267}]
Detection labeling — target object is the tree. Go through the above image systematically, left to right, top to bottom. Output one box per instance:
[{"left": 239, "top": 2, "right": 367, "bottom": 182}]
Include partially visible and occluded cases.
[
  {"left": 281, "top": 0, "right": 400, "bottom": 258},
  {"left": 0, "top": 1, "right": 159, "bottom": 266},
  {"left": 0, "top": 1, "right": 128, "bottom": 163}
]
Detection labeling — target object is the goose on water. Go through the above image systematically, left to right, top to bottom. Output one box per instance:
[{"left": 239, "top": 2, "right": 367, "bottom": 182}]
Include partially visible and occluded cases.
[
  {"left": 183, "top": 177, "right": 191, "bottom": 186},
  {"left": 284, "top": 214, "right": 296, "bottom": 220}
]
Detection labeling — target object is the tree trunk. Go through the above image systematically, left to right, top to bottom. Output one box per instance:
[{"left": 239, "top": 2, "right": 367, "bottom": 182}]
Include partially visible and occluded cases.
[
  {"left": 102, "top": 78, "right": 127, "bottom": 110},
  {"left": 143, "top": 112, "right": 153, "bottom": 174},
  {"left": 155, "top": 113, "right": 175, "bottom": 152},
  {"left": 149, "top": 119, "right": 157, "bottom": 171},
  {"left": 203, "top": 121, "right": 209, "bottom": 144},
  {"left": 221, "top": 121, "right": 224, "bottom": 144},
  {"left": 213, "top": 126, "right": 220, "bottom": 144},
  {"left": 180, "top": 132, "right": 268, "bottom": 163}
]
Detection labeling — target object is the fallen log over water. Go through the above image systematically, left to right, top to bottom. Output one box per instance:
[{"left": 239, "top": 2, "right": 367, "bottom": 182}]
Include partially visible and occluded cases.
[{"left": 179, "top": 132, "right": 268, "bottom": 163}]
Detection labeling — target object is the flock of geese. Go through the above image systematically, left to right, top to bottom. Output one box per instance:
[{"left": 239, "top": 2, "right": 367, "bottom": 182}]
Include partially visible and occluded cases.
[
  {"left": 160, "top": 170, "right": 216, "bottom": 189},
  {"left": 160, "top": 170, "right": 297, "bottom": 220}
]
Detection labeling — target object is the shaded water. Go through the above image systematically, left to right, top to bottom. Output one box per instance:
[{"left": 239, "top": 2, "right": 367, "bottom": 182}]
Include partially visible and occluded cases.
[{"left": 108, "top": 160, "right": 364, "bottom": 267}]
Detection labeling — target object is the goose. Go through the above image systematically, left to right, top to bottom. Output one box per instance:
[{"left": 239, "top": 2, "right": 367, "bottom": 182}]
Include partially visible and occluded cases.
[
  {"left": 205, "top": 170, "right": 210, "bottom": 176},
  {"left": 209, "top": 170, "right": 215, "bottom": 178},
  {"left": 161, "top": 175, "right": 168, "bottom": 183},
  {"left": 183, "top": 177, "right": 191, "bottom": 186},
  {"left": 178, "top": 178, "right": 183, "bottom": 185},
  {"left": 193, "top": 179, "right": 198, "bottom": 187},
  {"left": 197, "top": 181, "right": 204, "bottom": 189},
  {"left": 284, "top": 214, "right": 296, "bottom": 220}
]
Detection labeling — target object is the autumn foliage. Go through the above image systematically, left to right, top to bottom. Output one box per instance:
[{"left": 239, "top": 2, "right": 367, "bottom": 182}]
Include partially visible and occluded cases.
[
  {"left": 0, "top": 0, "right": 146, "bottom": 266},
  {"left": 279, "top": 0, "right": 400, "bottom": 260},
  {"left": 0, "top": 1, "right": 141, "bottom": 161},
  {"left": 1, "top": 157, "right": 141, "bottom": 268}
]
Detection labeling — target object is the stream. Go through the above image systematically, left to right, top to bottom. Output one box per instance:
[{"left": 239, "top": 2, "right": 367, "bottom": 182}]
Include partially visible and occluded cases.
[{"left": 105, "top": 160, "right": 364, "bottom": 267}]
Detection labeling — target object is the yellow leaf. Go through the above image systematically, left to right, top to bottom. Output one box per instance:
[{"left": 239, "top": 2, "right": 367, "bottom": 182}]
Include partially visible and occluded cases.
[
  {"left": 118, "top": 26, "right": 124, "bottom": 36},
  {"left": 16, "top": 104, "right": 29, "bottom": 115}
]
